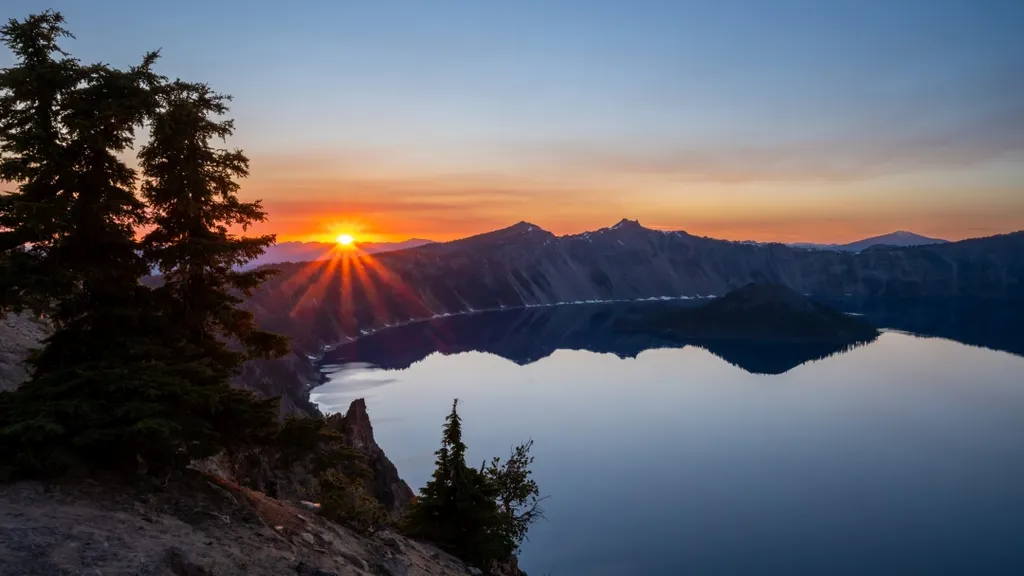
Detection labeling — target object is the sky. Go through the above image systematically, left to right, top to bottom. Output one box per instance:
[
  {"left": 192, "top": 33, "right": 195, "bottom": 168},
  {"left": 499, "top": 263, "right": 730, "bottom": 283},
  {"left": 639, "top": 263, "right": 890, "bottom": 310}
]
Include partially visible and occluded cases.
[{"left": 4, "top": 0, "right": 1024, "bottom": 243}]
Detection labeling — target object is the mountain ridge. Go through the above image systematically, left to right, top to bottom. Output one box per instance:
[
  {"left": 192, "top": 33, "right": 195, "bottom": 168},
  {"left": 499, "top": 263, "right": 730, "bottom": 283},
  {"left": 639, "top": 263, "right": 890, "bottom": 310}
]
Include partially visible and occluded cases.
[
  {"left": 248, "top": 220, "right": 1024, "bottom": 355},
  {"left": 789, "top": 230, "right": 949, "bottom": 252}
]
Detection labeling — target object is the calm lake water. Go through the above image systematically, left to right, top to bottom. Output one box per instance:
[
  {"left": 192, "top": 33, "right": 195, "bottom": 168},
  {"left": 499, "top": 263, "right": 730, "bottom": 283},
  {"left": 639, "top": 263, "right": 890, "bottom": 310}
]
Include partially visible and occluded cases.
[{"left": 312, "top": 304, "right": 1024, "bottom": 576}]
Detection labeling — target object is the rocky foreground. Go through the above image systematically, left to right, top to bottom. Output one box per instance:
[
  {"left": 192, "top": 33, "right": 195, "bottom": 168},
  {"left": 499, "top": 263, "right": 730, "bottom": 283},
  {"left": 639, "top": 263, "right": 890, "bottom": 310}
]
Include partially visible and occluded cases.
[
  {"left": 0, "top": 313, "right": 48, "bottom": 393},
  {"left": 0, "top": 399, "right": 514, "bottom": 576}
]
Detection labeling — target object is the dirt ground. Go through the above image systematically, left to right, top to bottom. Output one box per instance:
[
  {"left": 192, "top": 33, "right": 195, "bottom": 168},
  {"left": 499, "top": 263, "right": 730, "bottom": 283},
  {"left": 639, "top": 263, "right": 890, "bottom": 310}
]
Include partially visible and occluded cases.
[{"left": 0, "top": 472, "right": 475, "bottom": 576}]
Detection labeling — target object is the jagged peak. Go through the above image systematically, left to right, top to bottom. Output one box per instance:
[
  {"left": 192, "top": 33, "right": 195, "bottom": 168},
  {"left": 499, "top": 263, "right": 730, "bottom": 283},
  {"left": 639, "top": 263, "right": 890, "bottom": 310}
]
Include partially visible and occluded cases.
[{"left": 608, "top": 218, "right": 646, "bottom": 231}]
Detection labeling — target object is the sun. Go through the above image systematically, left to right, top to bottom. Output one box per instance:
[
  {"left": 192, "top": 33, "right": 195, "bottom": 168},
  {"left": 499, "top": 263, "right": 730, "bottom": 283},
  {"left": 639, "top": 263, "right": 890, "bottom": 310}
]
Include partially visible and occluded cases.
[{"left": 336, "top": 233, "right": 355, "bottom": 246}]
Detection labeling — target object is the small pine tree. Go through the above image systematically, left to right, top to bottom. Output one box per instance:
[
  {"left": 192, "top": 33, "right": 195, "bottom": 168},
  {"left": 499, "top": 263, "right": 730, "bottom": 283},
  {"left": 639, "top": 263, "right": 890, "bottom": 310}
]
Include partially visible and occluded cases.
[{"left": 402, "top": 400, "right": 515, "bottom": 567}]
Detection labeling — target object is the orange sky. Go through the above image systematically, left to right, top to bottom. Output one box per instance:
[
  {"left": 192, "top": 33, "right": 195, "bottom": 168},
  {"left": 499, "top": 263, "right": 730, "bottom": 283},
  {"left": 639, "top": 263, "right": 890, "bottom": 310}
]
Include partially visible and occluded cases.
[
  {"left": 13, "top": 1, "right": 1023, "bottom": 247},
  {"left": 239, "top": 150, "right": 1024, "bottom": 245}
]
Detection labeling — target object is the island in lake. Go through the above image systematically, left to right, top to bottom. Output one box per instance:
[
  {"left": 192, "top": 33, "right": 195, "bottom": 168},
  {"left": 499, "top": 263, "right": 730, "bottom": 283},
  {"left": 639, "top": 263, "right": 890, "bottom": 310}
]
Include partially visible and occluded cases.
[{"left": 615, "top": 283, "right": 880, "bottom": 344}]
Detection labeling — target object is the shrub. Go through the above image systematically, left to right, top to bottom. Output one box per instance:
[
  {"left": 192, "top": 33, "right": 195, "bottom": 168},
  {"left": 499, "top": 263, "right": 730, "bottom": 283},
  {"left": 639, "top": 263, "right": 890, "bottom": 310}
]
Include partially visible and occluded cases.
[{"left": 319, "top": 469, "right": 388, "bottom": 536}]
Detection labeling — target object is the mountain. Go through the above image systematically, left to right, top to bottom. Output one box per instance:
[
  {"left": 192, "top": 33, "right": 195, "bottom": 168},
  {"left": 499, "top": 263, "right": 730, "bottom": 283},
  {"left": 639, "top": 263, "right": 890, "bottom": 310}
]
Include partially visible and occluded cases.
[
  {"left": 6, "top": 220, "right": 1023, "bottom": 407},
  {"left": 248, "top": 220, "right": 1023, "bottom": 354},
  {"left": 790, "top": 231, "right": 948, "bottom": 252},
  {"left": 242, "top": 238, "right": 434, "bottom": 269},
  {"left": 615, "top": 283, "right": 879, "bottom": 343}
]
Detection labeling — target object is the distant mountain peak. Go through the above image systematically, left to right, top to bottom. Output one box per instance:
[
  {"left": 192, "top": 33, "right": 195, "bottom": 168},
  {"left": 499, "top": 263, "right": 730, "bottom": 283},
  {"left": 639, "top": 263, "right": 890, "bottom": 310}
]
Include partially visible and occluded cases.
[
  {"left": 609, "top": 218, "right": 646, "bottom": 231},
  {"left": 450, "top": 221, "right": 554, "bottom": 247},
  {"left": 509, "top": 221, "right": 544, "bottom": 232},
  {"left": 789, "top": 230, "right": 949, "bottom": 252}
]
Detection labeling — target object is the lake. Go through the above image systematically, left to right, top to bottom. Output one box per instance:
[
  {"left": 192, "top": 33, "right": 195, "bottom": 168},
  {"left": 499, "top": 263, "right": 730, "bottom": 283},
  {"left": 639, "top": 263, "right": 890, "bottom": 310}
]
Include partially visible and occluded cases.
[{"left": 312, "top": 302, "right": 1024, "bottom": 575}]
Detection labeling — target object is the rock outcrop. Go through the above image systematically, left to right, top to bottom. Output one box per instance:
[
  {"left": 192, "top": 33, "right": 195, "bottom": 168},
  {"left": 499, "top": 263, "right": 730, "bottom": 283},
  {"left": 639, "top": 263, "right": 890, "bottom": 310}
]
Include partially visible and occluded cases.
[
  {"left": 0, "top": 312, "right": 48, "bottom": 392},
  {"left": 197, "top": 399, "right": 416, "bottom": 519},
  {"left": 329, "top": 399, "right": 415, "bottom": 516}
]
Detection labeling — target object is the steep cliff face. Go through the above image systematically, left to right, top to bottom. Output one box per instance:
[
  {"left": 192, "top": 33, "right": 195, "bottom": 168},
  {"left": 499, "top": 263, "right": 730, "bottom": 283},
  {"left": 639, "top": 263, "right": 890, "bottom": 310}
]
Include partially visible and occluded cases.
[
  {"left": 249, "top": 221, "right": 1024, "bottom": 352},
  {"left": 234, "top": 352, "right": 321, "bottom": 417},
  {"left": 208, "top": 399, "right": 417, "bottom": 519},
  {"left": 329, "top": 399, "right": 415, "bottom": 516}
]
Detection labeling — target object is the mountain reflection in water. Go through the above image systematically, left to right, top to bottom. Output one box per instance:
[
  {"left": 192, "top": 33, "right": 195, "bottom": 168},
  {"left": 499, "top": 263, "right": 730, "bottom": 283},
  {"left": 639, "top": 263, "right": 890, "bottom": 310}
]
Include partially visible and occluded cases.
[{"left": 321, "top": 298, "right": 1024, "bottom": 374}]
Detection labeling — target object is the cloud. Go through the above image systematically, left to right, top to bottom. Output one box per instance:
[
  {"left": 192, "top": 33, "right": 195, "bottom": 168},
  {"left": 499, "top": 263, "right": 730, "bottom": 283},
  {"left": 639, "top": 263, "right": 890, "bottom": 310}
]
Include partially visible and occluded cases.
[
  {"left": 520, "top": 70, "right": 1024, "bottom": 183},
  {"left": 525, "top": 130, "right": 1024, "bottom": 184},
  {"left": 239, "top": 159, "right": 625, "bottom": 240}
]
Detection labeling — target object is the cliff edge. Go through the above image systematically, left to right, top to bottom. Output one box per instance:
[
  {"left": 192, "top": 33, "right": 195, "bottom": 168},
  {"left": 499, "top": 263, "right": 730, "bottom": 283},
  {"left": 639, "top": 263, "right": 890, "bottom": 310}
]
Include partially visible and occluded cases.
[
  {"left": 0, "top": 398, "right": 512, "bottom": 576},
  {"left": 331, "top": 399, "right": 415, "bottom": 516}
]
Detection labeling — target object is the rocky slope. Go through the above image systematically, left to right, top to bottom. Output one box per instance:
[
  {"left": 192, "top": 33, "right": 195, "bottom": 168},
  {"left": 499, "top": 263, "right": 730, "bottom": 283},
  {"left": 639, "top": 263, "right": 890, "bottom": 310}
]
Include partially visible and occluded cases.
[
  {"left": 249, "top": 220, "right": 1024, "bottom": 353},
  {"left": 0, "top": 310, "right": 319, "bottom": 417},
  {"left": 0, "top": 398, "right": 505, "bottom": 576},
  {"left": 0, "top": 474, "right": 468, "bottom": 576}
]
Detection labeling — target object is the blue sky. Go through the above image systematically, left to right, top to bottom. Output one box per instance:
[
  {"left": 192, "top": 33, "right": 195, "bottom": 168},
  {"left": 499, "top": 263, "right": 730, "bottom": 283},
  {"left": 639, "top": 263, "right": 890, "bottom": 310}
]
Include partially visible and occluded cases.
[{"left": 4, "top": 0, "right": 1023, "bottom": 241}]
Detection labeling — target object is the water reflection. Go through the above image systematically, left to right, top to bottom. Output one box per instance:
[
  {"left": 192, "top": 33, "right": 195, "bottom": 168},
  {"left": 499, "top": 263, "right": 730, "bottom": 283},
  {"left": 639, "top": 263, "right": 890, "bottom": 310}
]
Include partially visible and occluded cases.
[
  {"left": 315, "top": 298, "right": 1024, "bottom": 575},
  {"left": 322, "top": 298, "right": 1024, "bottom": 374},
  {"left": 314, "top": 330, "right": 1024, "bottom": 575}
]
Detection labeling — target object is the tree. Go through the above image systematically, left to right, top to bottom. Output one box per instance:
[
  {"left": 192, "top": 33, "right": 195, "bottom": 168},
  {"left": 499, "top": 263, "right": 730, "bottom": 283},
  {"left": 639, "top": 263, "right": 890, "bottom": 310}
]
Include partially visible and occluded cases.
[
  {"left": 0, "top": 10, "right": 81, "bottom": 315},
  {"left": 0, "top": 11, "right": 181, "bottom": 477},
  {"left": 0, "top": 12, "right": 285, "bottom": 478},
  {"left": 137, "top": 79, "right": 289, "bottom": 454},
  {"left": 139, "top": 80, "right": 288, "bottom": 376},
  {"left": 403, "top": 400, "right": 542, "bottom": 568},
  {"left": 483, "top": 439, "right": 545, "bottom": 553}
]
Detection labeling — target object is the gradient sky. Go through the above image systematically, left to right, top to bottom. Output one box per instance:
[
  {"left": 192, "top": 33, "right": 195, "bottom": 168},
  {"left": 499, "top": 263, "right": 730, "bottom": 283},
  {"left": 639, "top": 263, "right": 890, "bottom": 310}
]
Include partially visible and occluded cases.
[{"left": 5, "top": 0, "right": 1024, "bottom": 242}]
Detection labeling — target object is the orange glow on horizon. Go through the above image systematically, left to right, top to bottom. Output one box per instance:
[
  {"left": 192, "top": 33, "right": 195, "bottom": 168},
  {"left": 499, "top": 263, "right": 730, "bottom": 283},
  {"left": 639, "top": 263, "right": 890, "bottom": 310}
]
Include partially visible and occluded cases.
[
  {"left": 234, "top": 153, "right": 1023, "bottom": 245},
  {"left": 249, "top": 210, "right": 1021, "bottom": 246}
]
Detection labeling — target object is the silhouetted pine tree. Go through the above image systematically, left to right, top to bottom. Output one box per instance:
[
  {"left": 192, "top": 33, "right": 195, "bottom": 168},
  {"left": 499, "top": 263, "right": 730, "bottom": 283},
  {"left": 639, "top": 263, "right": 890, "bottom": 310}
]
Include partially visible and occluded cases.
[
  {"left": 0, "top": 10, "right": 86, "bottom": 314},
  {"left": 0, "top": 11, "right": 181, "bottom": 476},
  {"left": 0, "top": 13, "right": 284, "bottom": 478},
  {"left": 138, "top": 79, "right": 288, "bottom": 451},
  {"left": 140, "top": 80, "right": 288, "bottom": 373},
  {"left": 403, "top": 399, "right": 512, "bottom": 566}
]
